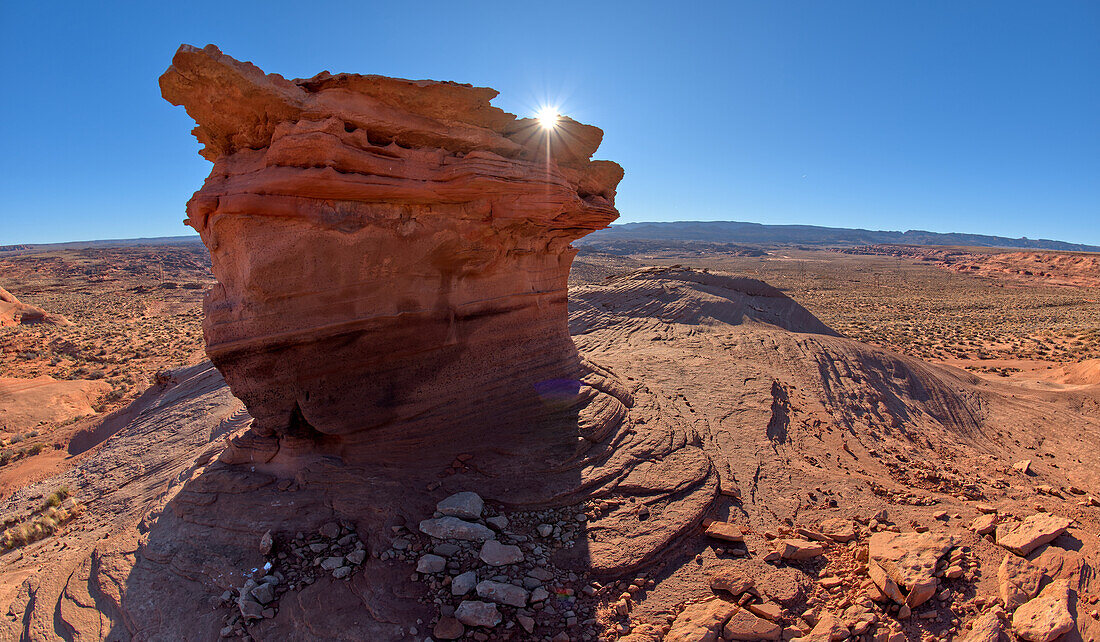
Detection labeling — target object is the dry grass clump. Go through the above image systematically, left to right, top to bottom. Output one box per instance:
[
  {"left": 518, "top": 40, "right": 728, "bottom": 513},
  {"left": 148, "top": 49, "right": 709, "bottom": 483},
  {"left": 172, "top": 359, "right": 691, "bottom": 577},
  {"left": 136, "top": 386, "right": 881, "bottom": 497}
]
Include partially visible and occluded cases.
[{"left": 0, "top": 486, "right": 82, "bottom": 550}]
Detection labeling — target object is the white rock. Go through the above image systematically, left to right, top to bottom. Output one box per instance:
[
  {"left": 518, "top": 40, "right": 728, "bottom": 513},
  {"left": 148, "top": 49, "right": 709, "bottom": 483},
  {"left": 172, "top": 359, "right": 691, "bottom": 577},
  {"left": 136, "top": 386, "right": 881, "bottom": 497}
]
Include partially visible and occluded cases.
[
  {"left": 437, "top": 492, "right": 484, "bottom": 520},
  {"left": 419, "top": 517, "right": 495, "bottom": 541},
  {"left": 479, "top": 540, "right": 524, "bottom": 566},
  {"left": 416, "top": 554, "right": 446, "bottom": 573},
  {"left": 452, "top": 570, "right": 478, "bottom": 596},
  {"left": 476, "top": 580, "right": 529, "bottom": 607},
  {"left": 455, "top": 600, "right": 502, "bottom": 627}
]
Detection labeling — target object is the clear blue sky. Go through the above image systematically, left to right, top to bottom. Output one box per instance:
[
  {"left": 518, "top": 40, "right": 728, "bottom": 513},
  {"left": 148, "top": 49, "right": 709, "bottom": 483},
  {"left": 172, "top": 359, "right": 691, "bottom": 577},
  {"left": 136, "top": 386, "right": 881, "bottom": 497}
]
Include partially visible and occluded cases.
[{"left": 2, "top": 1, "right": 1097, "bottom": 245}]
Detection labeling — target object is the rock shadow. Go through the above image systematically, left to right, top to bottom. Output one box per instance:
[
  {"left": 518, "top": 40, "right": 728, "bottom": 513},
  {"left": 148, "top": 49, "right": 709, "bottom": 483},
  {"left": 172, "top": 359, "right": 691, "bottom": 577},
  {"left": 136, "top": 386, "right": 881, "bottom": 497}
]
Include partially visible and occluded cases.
[{"left": 102, "top": 373, "right": 613, "bottom": 640}]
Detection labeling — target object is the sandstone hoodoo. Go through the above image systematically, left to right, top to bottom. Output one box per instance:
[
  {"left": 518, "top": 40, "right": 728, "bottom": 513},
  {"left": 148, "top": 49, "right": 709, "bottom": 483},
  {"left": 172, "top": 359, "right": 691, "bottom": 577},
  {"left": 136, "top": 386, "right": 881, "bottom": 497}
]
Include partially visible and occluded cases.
[{"left": 160, "top": 44, "right": 628, "bottom": 474}]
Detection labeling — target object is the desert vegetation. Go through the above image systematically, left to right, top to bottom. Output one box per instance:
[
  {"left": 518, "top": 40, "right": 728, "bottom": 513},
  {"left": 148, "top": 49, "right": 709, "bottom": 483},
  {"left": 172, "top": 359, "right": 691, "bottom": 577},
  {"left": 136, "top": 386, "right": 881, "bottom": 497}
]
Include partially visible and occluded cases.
[
  {"left": 576, "top": 245, "right": 1100, "bottom": 372},
  {"left": 0, "top": 485, "right": 81, "bottom": 550}
]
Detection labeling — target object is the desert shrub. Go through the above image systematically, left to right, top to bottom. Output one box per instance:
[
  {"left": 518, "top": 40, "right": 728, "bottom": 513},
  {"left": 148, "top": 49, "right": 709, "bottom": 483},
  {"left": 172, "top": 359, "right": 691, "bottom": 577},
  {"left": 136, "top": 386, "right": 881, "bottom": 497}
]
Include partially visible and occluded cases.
[
  {"left": 26, "top": 430, "right": 39, "bottom": 438},
  {"left": 9, "top": 433, "right": 23, "bottom": 444},
  {"left": 26, "top": 444, "right": 44, "bottom": 456},
  {"left": 0, "top": 451, "right": 11, "bottom": 466},
  {"left": 44, "top": 487, "right": 70, "bottom": 508}
]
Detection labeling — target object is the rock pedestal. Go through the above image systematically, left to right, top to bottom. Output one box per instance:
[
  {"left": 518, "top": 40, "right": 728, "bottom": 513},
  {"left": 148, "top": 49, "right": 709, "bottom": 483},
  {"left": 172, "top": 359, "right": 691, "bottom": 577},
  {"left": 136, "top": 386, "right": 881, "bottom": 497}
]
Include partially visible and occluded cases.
[{"left": 160, "top": 44, "right": 628, "bottom": 476}]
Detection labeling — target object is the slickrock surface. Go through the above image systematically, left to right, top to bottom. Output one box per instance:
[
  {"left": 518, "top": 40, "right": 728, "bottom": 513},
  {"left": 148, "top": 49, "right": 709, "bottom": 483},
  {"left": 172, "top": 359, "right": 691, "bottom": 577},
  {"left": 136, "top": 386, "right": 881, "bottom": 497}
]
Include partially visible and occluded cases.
[
  {"left": 0, "top": 285, "right": 70, "bottom": 327},
  {"left": 0, "top": 376, "right": 111, "bottom": 432}
]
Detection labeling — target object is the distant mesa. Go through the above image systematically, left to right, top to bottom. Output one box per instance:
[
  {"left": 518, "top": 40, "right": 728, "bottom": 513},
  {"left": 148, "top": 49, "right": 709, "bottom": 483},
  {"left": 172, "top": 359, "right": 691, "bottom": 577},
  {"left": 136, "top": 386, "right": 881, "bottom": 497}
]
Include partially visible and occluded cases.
[
  {"left": 579, "top": 220, "right": 1100, "bottom": 252},
  {"left": 0, "top": 285, "right": 72, "bottom": 327}
]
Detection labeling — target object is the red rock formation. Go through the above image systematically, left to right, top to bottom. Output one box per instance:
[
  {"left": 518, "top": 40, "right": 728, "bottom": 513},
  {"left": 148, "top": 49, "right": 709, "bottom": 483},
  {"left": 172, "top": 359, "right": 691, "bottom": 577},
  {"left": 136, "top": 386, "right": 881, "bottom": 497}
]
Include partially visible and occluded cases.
[
  {"left": 160, "top": 45, "right": 626, "bottom": 468},
  {"left": 0, "top": 285, "right": 71, "bottom": 326}
]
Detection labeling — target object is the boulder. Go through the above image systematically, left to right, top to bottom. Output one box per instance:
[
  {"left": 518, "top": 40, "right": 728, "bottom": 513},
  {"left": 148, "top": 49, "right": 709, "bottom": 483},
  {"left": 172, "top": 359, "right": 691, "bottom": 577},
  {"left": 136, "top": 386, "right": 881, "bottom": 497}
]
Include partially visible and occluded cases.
[
  {"left": 437, "top": 492, "right": 484, "bottom": 520},
  {"left": 970, "top": 513, "right": 999, "bottom": 536},
  {"left": 995, "top": 514, "right": 1072, "bottom": 556},
  {"left": 419, "top": 517, "right": 495, "bottom": 542},
  {"left": 817, "top": 518, "right": 857, "bottom": 543},
  {"left": 705, "top": 521, "right": 745, "bottom": 543},
  {"left": 258, "top": 530, "right": 273, "bottom": 555},
  {"left": 868, "top": 532, "right": 953, "bottom": 607},
  {"left": 774, "top": 539, "right": 825, "bottom": 560},
  {"left": 479, "top": 540, "right": 523, "bottom": 566},
  {"left": 998, "top": 553, "right": 1042, "bottom": 612},
  {"left": 416, "top": 554, "right": 446, "bottom": 574},
  {"left": 709, "top": 568, "right": 754, "bottom": 596},
  {"left": 451, "top": 571, "right": 477, "bottom": 596},
  {"left": 1011, "top": 579, "right": 1074, "bottom": 642},
  {"left": 475, "top": 580, "right": 529, "bottom": 608},
  {"left": 666, "top": 598, "right": 738, "bottom": 642},
  {"left": 455, "top": 600, "right": 502, "bottom": 628},
  {"left": 745, "top": 602, "right": 783, "bottom": 623},
  {"left": 723, "top": 607, "right": 781, "bottom": 640},
  {"left": 963, "top": 608, "right": 1006, "bottom": 642},
  {"left": 792, "top": 611, "right": 844, "bottom": 642},
  {"left": 433, "top": 617, "right": 464, "bottom": 640}
]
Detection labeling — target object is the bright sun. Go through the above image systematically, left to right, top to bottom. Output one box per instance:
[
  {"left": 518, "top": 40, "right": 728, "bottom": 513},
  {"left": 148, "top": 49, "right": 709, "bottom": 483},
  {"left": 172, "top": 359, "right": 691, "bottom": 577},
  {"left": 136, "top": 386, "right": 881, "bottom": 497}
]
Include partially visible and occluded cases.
[{"left": 536, "top": 106, "right": 560, "bottom": 130}]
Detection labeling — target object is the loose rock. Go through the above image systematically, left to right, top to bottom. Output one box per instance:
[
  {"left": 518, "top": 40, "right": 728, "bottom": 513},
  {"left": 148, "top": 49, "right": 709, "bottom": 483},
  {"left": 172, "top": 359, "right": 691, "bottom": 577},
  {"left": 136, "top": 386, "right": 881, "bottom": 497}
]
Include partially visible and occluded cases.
[
  {"left": 437, "top": 491, "right": 484, "bottom": 520},
  {"left": 995, "top": 513, "right": 1072, "bottom": 556},
  {"left": 419, "top": 516, "right": 495, "bottom": 541},
  {"left": 774, "top": 539, "right": 825, "bottom": 560},
  {"left": 479, "top": 540, "right": 524, "bottom": 566},
  {"left": 998, "top": 553, "right": 1042, "bottom": 611},
  {"left": 1011, "top": 579, "right": 1074, "bottom": 642},
  {"left": 476, "top": 580, "right": 529, "bottom": 607},
  {"left": 666, "top": 598, "right": 737, "bottom": 642},
  {"left": 455, "top": 600, "right": 502, "bottom": 628},
  {"left": 723, "top": 606, "right": 781, "bottom": 640},
  {"left": 433, "top": 616, "right": 464, "bottom": 640}
]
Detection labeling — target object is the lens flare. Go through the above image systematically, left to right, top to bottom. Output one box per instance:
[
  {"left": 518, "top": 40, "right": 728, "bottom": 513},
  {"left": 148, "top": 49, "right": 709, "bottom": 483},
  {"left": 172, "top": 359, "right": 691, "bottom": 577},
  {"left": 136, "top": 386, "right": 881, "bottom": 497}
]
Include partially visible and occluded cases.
[{"left": 536, "top": 106, "right": 560, "bottom": 130}]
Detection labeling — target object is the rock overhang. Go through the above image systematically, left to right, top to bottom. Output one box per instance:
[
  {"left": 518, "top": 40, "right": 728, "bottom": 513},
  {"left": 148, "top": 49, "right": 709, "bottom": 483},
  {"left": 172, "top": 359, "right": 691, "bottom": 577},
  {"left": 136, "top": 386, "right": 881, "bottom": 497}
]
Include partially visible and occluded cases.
[{"left": 160, "top": 44, "right": 628, "bottom": 464}]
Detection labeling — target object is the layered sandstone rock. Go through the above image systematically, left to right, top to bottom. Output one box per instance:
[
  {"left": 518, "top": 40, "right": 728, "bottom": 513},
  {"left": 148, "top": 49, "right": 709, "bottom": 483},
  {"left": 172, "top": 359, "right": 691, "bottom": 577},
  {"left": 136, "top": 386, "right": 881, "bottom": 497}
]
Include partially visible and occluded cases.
[
  {"left": 160, "top": 45, "right": 626, "bottom": 469},
  {"left": 0, "top": 285, "right": 71, "bottom": 326}
]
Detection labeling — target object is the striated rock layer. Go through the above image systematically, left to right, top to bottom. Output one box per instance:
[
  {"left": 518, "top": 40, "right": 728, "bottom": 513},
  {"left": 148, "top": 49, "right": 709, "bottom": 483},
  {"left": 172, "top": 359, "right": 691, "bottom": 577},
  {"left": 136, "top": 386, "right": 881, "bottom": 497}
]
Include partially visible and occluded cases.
[{"left": 160, "top": 45, "right": 627, "bottom": 472}]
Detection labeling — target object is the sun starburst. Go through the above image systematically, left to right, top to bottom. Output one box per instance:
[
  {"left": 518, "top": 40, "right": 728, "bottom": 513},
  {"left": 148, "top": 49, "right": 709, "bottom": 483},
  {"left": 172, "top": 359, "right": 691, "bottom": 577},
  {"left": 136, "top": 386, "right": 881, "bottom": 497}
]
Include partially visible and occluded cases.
[{"left": 535, "top": 106, "right": 560, "bottom": 130}]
